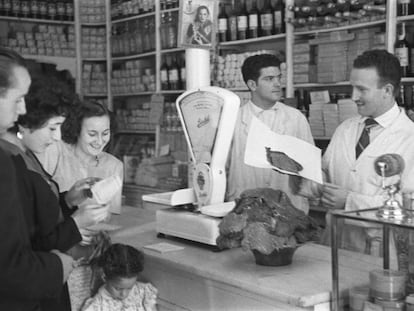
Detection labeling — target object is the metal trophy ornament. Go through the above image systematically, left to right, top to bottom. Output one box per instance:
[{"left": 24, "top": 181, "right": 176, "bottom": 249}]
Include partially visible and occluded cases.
[{"left": 374, "top": 154, "right": 406, "bottom": 220}]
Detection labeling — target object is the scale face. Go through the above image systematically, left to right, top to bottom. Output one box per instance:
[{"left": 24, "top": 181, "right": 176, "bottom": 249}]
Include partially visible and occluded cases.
[
  {"left": 176, "top": 86, "right": 240, "bottom": 207},
  {"left": 178, "top": 90, "right": 223, "bottom": 164}
]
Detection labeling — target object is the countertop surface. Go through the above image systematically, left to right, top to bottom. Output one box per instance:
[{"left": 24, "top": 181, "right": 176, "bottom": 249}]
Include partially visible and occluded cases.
[{"left": 109, "top": 205, "right": 383, "bottom": 308}]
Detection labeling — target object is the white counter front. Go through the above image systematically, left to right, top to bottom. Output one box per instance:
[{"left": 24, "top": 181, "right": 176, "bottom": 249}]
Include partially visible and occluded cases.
[{"left": 109, "top": 206, "right": 382, "bottom": 311}]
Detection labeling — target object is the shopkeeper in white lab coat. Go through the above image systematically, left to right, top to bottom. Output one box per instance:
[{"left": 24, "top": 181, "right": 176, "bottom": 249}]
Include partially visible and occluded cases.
[
  {"left": 318, "top": 49, "right": 414, "bottom": 255},
  {"left": 226, "top": 54, "right": 314, "bottom": 214}
]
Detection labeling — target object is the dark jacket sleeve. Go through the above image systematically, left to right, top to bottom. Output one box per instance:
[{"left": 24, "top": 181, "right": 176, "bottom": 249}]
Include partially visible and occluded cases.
[
  {"left": 0, "top": 149, "right": 63, "bottom": 301},
  {"left": 28, "top": 170, "right": 82, "bottom": 252}
]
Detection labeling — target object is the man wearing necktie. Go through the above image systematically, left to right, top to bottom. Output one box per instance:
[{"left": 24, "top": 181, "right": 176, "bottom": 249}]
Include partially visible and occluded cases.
[{"left": 317, "top": 49, "right": 414, "bottom": 255}]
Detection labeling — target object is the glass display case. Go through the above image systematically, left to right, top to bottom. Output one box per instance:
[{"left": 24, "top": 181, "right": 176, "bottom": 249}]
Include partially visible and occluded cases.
[{"left": 330, "top": 207, "right": 414, "bottom": 311}]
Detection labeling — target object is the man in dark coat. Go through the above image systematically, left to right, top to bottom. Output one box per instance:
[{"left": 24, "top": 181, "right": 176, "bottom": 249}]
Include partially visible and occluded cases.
[{"left": 0, "top": 47, "right": 74, "bottom": 310}]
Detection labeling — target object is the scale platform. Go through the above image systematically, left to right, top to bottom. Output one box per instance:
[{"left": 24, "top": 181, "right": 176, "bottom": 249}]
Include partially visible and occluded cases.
[
  {"left": 143, "top": 190, "right": 235, "bottom": 246},
  {"left": 156, "top": 209, "right": 221, "bottom": 246}
]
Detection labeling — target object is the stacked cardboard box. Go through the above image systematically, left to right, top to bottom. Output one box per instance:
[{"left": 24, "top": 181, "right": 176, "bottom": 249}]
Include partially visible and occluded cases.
[
  {"left": 311, "top": 31, "right": 354, "bottom": 83},
  {"left": 293, "top": 42, "right": 314, "bottom": 84},
  {"left": 82, "top": 62, "right": 107, "bottom": 94}
]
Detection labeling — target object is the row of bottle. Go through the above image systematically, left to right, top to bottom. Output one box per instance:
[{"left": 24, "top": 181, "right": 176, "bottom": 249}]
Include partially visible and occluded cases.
[
  {"left": 0, "top": 0, "right": 74, "bottom": 21},
  {"left": 111, "top": 0, "right": 155, "bottom": 20},
  {"left": 218, "top": 0, "right": 285, "bottom": 42},
  {"left": 289, "top": 0, "right": 386, "bottom": 29},
  {"left": 160, "top": 12, "right": 177, "bottom": 50},
  {"left": 111, "top": 18, "right": 155, "bottom": 56},
  {"left": 395, "top": 22, "right": 414, "bottom": 77},
  {"left": 160, "top": 53, "right": 186, "bottom": 91},
  {"left": 398, "top": 84, "right": 414, "bottom": 110},
  {"left": 162, "top": 101, "right": 182, "bottom": 132}
]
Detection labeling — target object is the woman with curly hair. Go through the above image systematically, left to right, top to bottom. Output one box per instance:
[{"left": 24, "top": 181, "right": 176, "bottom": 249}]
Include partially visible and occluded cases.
[
  {"left": 186, "top": 5, "right": 212, "bottom": 45},
  {"left": 43, "top": 100, "right": 124, "bottom": 216}
]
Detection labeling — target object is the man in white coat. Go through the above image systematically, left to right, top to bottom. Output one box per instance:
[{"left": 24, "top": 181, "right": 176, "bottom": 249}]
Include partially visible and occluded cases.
[
  {"left": 320, "top": 49, "right": 414, "bottom": 255},
  {"left": 226, "top": 54, "right": 314, "bottom": 214}
]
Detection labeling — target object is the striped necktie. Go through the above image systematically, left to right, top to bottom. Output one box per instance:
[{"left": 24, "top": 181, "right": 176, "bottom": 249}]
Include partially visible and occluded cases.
[{"left": 356, "top": 118, "right": 377, "bottom": 159}]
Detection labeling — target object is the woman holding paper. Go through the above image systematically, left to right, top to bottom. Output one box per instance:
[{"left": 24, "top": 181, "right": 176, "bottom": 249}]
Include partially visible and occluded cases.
[{"left": 42, "top": 101, "right": 124, "bottom": 217}]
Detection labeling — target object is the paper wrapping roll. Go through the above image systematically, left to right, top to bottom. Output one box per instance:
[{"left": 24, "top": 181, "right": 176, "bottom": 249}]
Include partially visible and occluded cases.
[{"left": 185, "top": 48, "right": 210, "bottom": 90}]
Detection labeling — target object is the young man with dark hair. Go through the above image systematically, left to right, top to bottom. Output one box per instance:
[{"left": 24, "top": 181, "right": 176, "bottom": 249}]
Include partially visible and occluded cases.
[{"left": 226, "top": 53, "right": 314, "bottom": 214}]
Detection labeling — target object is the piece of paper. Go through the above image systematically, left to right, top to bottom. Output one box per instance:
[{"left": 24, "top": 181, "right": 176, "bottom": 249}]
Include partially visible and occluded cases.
[
  {"left": 244, "top": 116, "right": 323, "bottom": 184},
  {"left": 91, "top": 175, "right": 122, "bottom": 205},
  {"left": 86, "top": 223, "right": 122, "bottom": 232},
  {"left": 144, "top": 242, "right": 185, "bottom": 253}
]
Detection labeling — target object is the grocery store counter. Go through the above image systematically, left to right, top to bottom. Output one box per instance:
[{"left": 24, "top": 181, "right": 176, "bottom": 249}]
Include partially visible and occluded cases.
[{"left": 109, "top": 206, "right": 382, "bottom": 311}]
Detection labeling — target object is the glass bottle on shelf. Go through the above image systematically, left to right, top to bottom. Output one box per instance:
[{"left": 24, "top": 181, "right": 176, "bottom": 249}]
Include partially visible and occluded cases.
[
  {"left": 3, "top": 0, "right": 12, "bottom": 16},
  {"left": 11, "top": 0, "right": 21, "bottom": 18},
  {"left": 20, "top": 0, "right": 29, "bottom": 18},
  {"left": 30, "top": 0, "right": 39, "bottom": 19},
  {"left": 38, "top": 0, "right": 47, "bottom": 19},
  {"left": 47, "top": 0, "right": 57, "bottom": 20},
  {"left": 56, "top": 0, "right": 65, "bottom": 20},
  {"left": 65, "top": 0, "right": 74, "bottom": 21},
  {"left": 236, "top": 0, "right": 248, "bottom": 40},
  {"left": 248, "top": 0, "right": 259, "bottom": 39},
  {"left": 260, "top": 0, "right": 273, "bottom": 37},
  {"left": 272, "top": 0, "right": 284, "bottom": 34},
  {"left": 398, "top": 0, "right": 410, "bottom": 16},
  {"left": 218, "top": 2, "right": 228, "bottom": 43},
  {"left": 227, "top": 3, "right": 238, "bottom": 41},
  {"left": 160, "top": 12, "right": 167, "bottom": 49},
  {"left": 166, "top": 12, "right": 177, "bottom": 49},
  {"left": 149, "top": 17, "right": 155, "bottom": 51},
  {"left": 142, "top": 18, "right": 151, "bottom": 52},
  {"left": 134, "top": 20, "right": 143, "bottom": 54},
  {"left": 128, "top": 21, "right": 137, "bottom": 54},
  {"left": 395, "top": 22, "right": 411, "bottom": 77},
  {"left": 111, "top": 25, "right": 120, "bottom": 56},
  {"left": 180, "top": 53, "right": 186, "bottom": 90},
  {"left": 168, "top": 55, "right": 180, "bottom": 91},
  {"left": 161, "top": 56, "right": 170, "bottom": 90}
]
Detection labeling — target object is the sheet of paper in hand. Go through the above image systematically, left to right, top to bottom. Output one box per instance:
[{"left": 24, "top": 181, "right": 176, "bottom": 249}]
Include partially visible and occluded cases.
[
  {"left": 244, "top": 116, "right": 323, "bottom": 184},
  {"left": 91, "top": 175, "right": 122, "bottom": 205}
]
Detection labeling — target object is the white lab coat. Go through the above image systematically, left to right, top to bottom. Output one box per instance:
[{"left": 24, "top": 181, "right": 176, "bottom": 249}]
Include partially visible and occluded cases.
[
  {"left": 226, "top": 101, "right": 314, "bottom": 214},
  {"left": 323, "top": 108, "right": 414, "bottom": 254}
]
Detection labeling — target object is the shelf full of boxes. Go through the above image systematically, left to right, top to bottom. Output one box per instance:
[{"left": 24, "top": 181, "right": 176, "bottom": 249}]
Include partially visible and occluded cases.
[
  {"left": 77, "top": 0, "right": 111, "bottom": 108},
  {"left": 109, "top": 0, "right": 188, "bottom": 200},
  {"left": 289, "top": 0, "right": 414, "bottom": 141},
  {"left": 0, "top": 1, "right": 77, "bottom": 76}
]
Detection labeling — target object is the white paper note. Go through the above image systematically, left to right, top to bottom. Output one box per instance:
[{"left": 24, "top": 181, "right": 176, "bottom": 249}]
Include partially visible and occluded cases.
[{"left": 244, "top": 116, "right": 323, "bottom": 184}]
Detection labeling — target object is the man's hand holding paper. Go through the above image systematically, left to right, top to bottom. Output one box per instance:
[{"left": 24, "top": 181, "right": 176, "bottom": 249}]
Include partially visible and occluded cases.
[{"left": 244, "top": 116, "right": 323, "bottom": 185}]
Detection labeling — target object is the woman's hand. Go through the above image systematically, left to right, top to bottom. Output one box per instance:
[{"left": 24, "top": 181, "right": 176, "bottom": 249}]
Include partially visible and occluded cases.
[{"left": 65, "top": 177, "right": 101, "bottom": 207}]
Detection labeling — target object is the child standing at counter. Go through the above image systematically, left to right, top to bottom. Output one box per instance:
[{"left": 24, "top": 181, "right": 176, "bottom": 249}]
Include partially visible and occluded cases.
[{"left": 81, "top": 243, "right": 158, "bottom": 311}]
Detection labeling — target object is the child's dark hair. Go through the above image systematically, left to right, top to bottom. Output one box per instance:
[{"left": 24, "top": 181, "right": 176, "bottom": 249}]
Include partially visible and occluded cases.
[{"left": 97, "top": 244, "right": 144, "bottom": 281}]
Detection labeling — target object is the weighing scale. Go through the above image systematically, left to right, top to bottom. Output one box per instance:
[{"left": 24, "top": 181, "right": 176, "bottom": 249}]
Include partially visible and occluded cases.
[{"left": 144, "top": 86, "right": 240, "bottom": 246}]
